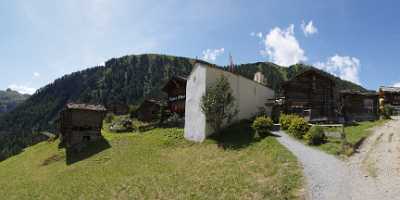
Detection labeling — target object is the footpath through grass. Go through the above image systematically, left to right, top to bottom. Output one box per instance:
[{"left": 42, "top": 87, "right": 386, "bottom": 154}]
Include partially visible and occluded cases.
[
  {"left": 317, "top": 120, "right": 388, "bottom": 155},
  {"left": 0, "top": 122, "right": 303, "bottom": 200}
]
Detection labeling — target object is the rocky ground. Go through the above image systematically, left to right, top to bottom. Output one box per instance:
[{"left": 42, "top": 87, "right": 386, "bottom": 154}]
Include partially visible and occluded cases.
[{"left": 274, "top": 117, "right": 400, "bottom": 200}]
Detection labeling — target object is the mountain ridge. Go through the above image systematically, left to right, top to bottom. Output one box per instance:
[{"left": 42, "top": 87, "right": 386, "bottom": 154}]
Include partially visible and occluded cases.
[
  {"left": 0, "top": 53, "right": 366, "bottom": 160},
  {"left": 0, "top": 89, "right": 30, "bottom": 115}
]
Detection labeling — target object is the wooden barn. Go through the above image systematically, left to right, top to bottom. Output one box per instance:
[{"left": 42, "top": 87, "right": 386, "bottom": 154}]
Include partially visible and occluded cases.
[
  {"left": 281, "top": 68, "right": 337, "bottom": 122},
  {"left": 162, "top": 76, "right": 187, "bottom": 116},
  {"left": 379, "top": 86, "right": 400, "bottom": 115},
  {"left": 339, "top": 90, "right": 379, "bottom": 122},
  {"left": 137, "top": 99, "right": 161, "bottom": 122},
  {"left": 59, "top": 103, "right": 107, "bottom": 148}
]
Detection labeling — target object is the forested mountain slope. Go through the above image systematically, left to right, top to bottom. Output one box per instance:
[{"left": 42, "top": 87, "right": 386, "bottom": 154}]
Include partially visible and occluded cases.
[
  {"left": 0, "top": 54, "right": 366, "bottom": 160},
  {"left": 0, "top": 89, "right": 30, "bottom": 115}
]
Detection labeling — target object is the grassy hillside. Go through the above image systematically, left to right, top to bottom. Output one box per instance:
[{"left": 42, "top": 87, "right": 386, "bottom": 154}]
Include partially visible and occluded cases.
[
  {"left": 0, "top": 54, "right": 366, "bottom": 160},
  {"left": 0, "top": 89, "right": 29, "bottom": 114},
  {"left": 0, "top": 123, "right": 303, "bottom": 200}
]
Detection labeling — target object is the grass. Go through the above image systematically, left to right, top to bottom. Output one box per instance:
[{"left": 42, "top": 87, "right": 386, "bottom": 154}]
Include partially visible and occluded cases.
[
  {"left": 317, "top": 120, "right": 388, "bottom": 155},
  {"left": 0, "top": 121, "right": 303, "bottom": 200}
]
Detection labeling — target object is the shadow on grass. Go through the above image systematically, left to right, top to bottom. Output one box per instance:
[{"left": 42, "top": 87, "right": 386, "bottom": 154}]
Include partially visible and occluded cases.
[
  {"left": 210, "top": 120, "right": 280, "bottom": 150},
  {"left": 344, "top": 121, "right": 360, "bottom": 126},
  {"left": 66, "top": 137, "right": 111, "bottom": 165}
]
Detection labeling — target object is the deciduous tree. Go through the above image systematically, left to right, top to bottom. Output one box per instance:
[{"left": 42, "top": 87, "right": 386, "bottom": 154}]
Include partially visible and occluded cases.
[{"left": 201, "top": 75, "right": 238, "bottom": 137}]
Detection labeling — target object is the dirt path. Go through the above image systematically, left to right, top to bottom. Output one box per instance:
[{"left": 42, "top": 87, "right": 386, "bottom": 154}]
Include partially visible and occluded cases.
[
  {"left": 348, "top": 116, "right": 400, "bottom": 199},
  {"left": 273, "top": 117, "right": 400, "bottom": 200}
]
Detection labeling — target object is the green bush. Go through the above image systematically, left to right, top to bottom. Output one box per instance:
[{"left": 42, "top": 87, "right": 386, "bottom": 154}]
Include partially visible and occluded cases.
[
  {"left": 129, "top": 105, "right": 139, "bottom": 119},
  {"left": 381, "top": 105, "right": 393, "bottom": 119},
  {"left": 104, "top": 113, "right": 115, "bottom": 123},
  {"left": 279, "top": 114, "right": 297, "bottom": 130},
  {"left": 252, "top": 116, "right": 274, "bottom": 137},
  {"left": 288, "top": 117, "right": 310, "bottom": 139},
  {"left": 304, "top": 126, "right": 326, "bottom": 145},
  {"left": 341, "top": 143, "right": 354, "bottom": 156}
]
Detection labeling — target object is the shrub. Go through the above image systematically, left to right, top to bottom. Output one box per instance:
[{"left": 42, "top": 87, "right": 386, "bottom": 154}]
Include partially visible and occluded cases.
[
  {"left": 129, "top": 105, "right": 139, "bottom": 119},
  {"left": 381, "top": 105, "right": 393, "bottom": 119},
  {"left": 104, "top": 113, "right": 115, "bottom": 123},
  {"left": 279, "top": 114, "right": 296, "bottom": 130},
  {"left": 252, "top": 116, "right": 274, "bottom": 137},
  {"left": 288, "top": 117, "right": 310, "bottom": 139},
  {"left": 304, "top": 126, "right": 326, "bottom": 145},
  {"left": 341, "top": 143, "right": 354, "bottom": 156}
]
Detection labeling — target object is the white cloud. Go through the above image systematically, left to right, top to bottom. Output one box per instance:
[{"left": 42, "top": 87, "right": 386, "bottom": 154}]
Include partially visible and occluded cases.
[
  {"left": 301, "top": 20, "right": 318, "bottom": 37},
  {"left": 261, "top": 24, "right": 307, "bottom": 66},
  {"left": 202, "top": 48, "right": 225, "bottom": 62},
  {"left": 315, "top": 54, "right": 361, "bottom": 84},
  {"left": 33, "top": 72, "right": 40, "bottom": 77},
  {"left": 393, "top": 82, "right": 400, "bottom": 87},
  {"left": 8, "top": 84, "right": 37, "bottom": 95}
]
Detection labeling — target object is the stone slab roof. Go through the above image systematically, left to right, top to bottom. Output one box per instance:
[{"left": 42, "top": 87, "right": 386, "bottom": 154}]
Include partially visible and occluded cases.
[
  {"left": 282, "top": 67, "right": 337, "bottom": 88},
  {"left": 379, "top": 86, "right": 400, "bottom": 93},
  {"left": 340, "top": 90, "right": 378, "bottom": 96},
  {"left": 66, "top": 103, "right": 107, "bottom": 111}
]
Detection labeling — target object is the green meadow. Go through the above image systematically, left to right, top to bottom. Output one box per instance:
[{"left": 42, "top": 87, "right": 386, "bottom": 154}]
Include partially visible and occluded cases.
[{"left": 0, "top": 122, "right": 303, "bottom": 200}]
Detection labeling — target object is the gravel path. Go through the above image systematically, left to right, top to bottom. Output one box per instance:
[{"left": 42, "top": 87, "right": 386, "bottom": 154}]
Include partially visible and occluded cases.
[
  {"left": 273, "top": 117, "right": 400, "bottom": 200},
  {"left": 273, "top": 130, "right": 352, "bottom": 200}
]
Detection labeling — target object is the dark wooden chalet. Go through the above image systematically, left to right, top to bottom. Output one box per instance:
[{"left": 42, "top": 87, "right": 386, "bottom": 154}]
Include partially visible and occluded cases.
[
  {"left": 281, "top": 68, "right": 337, "bottom": 122},
  {"left": 162, "top": 76, "right": 187, "bottom": 116},
  {"left": 379, "top": 86, "right": 400, "bottom": 115},
  {"left": 340, "top": 90, "right": 379, "bottom": 122},
  {"left": 137, "top": 99, "right": 161, "bottom": 122},
  {"left": 59, "top": 103, "right": 107, "bottom": 148}
]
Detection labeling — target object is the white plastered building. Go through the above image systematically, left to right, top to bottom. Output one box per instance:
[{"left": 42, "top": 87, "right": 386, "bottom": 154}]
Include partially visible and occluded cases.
[{"left": 184, "top": 63, "right": 275, "bottom": 142}]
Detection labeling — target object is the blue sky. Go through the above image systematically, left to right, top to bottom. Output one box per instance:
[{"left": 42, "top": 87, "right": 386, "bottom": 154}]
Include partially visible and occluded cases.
[{"left": 1, "top": 0, "right": 399, "bottom": 94}]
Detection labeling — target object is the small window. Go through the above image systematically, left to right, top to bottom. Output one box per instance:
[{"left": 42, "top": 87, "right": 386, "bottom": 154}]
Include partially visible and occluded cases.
[{"left": 312, "top": 75, "right": 316, "bottom": 90}]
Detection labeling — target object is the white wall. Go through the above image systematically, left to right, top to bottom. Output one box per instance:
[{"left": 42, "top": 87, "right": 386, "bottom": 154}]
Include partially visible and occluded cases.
[
  {"left": 184, "top": 63, "right": 275, "bottom": 142},
  {"left": 184, "top": 64, "right": 208, "bottom": 142}
]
